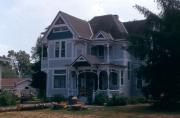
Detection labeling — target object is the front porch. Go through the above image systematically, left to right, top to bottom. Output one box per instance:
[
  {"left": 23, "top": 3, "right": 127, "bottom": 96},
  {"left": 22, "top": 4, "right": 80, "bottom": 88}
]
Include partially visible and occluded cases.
[
  {"left": 67, "top": 55, "right": 126, "bottom": 103},
  {"left": 69, "top": 67, "right": 125, "bottom": 103}
]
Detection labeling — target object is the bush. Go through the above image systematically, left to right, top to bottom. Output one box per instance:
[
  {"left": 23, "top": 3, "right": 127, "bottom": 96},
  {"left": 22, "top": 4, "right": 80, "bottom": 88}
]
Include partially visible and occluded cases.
[
  {"left": 0, "top": 90, "right": 17, "bottom": 106},
  {"left": 94, "top": 93, "right": 108, "bottom": 105},
  {"left": 52, "top": 94, "right": 66, "bottom": 102},
  {"left": 107, "top": 94, "right": 128, "bottom": 106},
  {"left": 128, "top": 97, "right": 147, "bottom": 104}
]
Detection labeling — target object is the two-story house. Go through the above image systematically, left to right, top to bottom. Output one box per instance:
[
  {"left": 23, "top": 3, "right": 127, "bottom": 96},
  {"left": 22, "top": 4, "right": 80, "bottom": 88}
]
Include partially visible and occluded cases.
[{"left": 41, "top": 11, "right": 143, "bottom": 102}]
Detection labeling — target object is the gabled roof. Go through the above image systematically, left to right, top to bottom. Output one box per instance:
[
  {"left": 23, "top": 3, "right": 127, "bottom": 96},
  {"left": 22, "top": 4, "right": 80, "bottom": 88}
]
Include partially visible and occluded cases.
[
  {"left": 60, "top": 11, "right": 93, "bottom": 39},
  {"left": 89, "top": 15, "right": 128, "bottom": 39},
  {"left": 94, "top": 31, "right": 113, "bottom": 40},
  {"left": 71, "top": 55, "right": 104, "bottom": 67},
  {"left": 1, "top": 78, "right": 31, "bottom": 90}
]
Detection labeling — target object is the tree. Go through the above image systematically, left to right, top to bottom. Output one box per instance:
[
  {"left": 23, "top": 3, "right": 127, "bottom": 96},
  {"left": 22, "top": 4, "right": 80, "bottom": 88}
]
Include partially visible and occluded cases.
[
  {"left": 129, "top": 0, "right": 180, "bottom": 108},
  {"left": 31, "top": 36, "right": 46, "bottom": 98},
  {"left": 7, "top": 50, "right": 31, "bottom": 77}
]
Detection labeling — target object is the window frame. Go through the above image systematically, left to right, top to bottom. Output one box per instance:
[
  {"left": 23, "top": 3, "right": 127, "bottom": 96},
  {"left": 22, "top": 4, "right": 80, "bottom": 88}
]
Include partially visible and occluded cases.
[
  {"left": 52, "top": 26, "right": 69, "bottom": 33},
  {"left": 61, "top": 41, "right": 66, "bottom": 57},
  {"left": 55, "top": 42, "right": 60, "bottom": 58},
  {"left": 53, "top": 69, "right": 66, "bottom": 89},
  {"left": 121, "top": 70, "right": 124, "bottom": 85}
]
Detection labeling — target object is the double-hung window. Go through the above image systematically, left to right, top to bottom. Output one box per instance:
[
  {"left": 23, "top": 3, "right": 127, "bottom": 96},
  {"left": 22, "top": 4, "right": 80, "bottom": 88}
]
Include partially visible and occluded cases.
[
  {"left": 55, "top": 41, "right": 66, "bottom": 58},
  {"left": 61, "top": 41, "right": 65, "bottom": 57},
  {"left": 55, "top": 42, "right": 60, "bottom": 58},
  {"left": 54, "top": 70, "right": 66, "bottom": 88},
  {"left": 121, "top": 70, "right": 124, "bottom": 85}
]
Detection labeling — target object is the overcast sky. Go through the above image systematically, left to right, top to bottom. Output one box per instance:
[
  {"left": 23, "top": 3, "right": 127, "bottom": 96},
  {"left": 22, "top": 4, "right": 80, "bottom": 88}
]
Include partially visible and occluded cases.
[{"left": 0, "top": 0, "right": 158, "bottom": 56}]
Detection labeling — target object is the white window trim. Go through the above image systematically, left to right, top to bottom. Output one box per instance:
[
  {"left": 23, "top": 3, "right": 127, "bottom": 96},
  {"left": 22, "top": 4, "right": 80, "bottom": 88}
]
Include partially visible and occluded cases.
[
  {"left": 52, "top": 25, "right": 69, "bottom": 33},
  {"left": 54, "top": 41, "right": 66, "bottom": 58},
  {"left": 53, "top": 69, "right": 67, "bottom": 89}
]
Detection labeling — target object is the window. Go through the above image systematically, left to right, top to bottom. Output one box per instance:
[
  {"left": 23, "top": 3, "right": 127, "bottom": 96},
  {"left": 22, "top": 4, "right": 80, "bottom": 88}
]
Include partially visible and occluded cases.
[
  {"left": 53, "top": 26, "right": 69, "bottom": 33},
  {"left": 61, "top": 41, "right": 65, "bottom": 57},
  {"left": 55, "top": 42, "right": 59, "bottom": 57},
  {"left": 42, "top": 45, "right": 47, "bottom": 58},
  {"left": 91, "top": 46, "right": 104, "bottom": 58},
  {"left": 128, "top": 62, "right": 131, "bottom": 80},
  {"left": 54, "top": 70, "right": 66, "bottom": 88},
  {"left": 121, "top": 70, "right": 124, "bottom": 85},
  {"left": 109, "top": 72, "right": 119, "bottom": 90}
]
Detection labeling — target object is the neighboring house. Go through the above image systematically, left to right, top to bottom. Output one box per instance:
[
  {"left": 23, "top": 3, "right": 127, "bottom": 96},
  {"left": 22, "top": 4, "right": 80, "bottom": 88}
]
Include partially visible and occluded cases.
[
  {"left": 41, "top": 11, "right": 144, "bottom": 102},
  {"left": 0, "top": 57, "right": 11, "bottom": 89},
  {"left": 0, "top": 78, "right": 33, "bottom": 97}
]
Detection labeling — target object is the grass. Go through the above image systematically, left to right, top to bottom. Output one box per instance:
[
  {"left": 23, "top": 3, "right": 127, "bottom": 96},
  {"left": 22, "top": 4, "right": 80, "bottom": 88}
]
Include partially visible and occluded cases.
[{"left": 1, "top": 104, "right": 180, "bottom": 118}]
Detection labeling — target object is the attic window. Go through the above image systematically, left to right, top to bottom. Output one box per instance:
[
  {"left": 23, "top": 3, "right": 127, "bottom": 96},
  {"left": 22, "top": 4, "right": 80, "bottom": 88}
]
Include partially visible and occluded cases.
[
  {"left": 55, "top": 17, "right": 65, "bottom": 25},
  {"left": 53, "top": 26, "right": 69, "bottom": 33}
]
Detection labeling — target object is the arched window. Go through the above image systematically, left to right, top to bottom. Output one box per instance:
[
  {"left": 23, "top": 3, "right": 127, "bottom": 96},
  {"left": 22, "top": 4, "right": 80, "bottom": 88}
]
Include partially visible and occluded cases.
[
  {"left": 99, "top": 71, "right": 108, "bottom": 90},
  {"left": 109, "top": 72, "right": 119, "bottom": 90}
]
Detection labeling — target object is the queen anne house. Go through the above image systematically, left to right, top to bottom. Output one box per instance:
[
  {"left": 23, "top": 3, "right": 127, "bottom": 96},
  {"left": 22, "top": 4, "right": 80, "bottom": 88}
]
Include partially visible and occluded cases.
[{"left": 41, "top": 11, "right": 144, "bottom": 103}]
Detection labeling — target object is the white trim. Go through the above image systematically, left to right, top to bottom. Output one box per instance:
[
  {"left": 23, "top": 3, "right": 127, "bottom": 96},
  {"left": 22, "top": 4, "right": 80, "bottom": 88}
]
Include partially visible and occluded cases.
[
  {"left": 43, "top": 11, "right": 77, "bottom": 41},
  {"left": 88, "top": 22, "right": 94, "bottom": 40},
  {"left": 52, "top": 26, "right": 69, "bottom": 33},
  {"left": 95, "top": 32, "right": 105, "bottom": 39},
  {"left": 54, "top": 40, "right": 67, "bottom": 59},
  {"left": 52, "top": 68, "right": 67, "bottom": 89}
]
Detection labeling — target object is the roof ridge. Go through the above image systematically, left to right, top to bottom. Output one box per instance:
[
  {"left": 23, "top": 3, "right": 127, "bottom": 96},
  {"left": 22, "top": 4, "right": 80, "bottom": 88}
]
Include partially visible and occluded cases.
[{"left": 59, "top": 11, "right": 88, "bottom": 23}]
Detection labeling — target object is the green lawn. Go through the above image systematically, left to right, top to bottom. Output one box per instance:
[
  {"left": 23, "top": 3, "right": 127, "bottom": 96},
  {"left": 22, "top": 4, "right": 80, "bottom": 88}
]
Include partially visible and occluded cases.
[{"left": 1, "top": 104, "right": 180, "bottom": 118}]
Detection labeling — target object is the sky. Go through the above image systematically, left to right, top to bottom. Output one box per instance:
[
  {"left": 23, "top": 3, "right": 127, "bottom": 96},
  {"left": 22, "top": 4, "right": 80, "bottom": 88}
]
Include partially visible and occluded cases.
[{"left": 0, "top": 0, "right": 158, "bottom": 56}]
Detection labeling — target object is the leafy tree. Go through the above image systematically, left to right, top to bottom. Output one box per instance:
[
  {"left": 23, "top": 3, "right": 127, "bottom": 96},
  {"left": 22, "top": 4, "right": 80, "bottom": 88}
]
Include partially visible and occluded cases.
[
  {"left": 129, "top": 0, "right": 180, "bottom": 108},
  {"left": 31, "top": 36, "right": 46, "bottom": 98},
  {"left": 7, "top": 50, "right": 31, "bottom": 77}
]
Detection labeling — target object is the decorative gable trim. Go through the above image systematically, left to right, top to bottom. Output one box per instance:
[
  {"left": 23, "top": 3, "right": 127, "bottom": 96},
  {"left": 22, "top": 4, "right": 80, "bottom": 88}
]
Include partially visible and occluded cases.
[
  {"left": 42, "top": 12, "right": 77, "bottom": 41},
  {"left": 94, "top": 31, "right": 113, "bottom": 40},
  {"left": 95, "top": 31, "right": 105, "bottom": 39},
  {"left": 71, "top": 55, "right": 91, "bottom": 67}
]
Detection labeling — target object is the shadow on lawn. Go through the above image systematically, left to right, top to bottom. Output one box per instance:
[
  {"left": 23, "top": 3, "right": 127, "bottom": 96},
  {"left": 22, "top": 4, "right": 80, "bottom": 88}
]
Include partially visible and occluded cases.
[{"left": 99, "top": 104, "right": 180, "bottom": 115}]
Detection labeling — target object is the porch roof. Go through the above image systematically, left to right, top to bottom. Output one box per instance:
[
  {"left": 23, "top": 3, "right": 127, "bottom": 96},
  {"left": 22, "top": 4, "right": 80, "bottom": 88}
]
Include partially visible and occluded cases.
[
  {"left": 70, "top": 55, "right": 126, "bottom": 68},
  {"left": 71, "top": 55, "right": 104, "bottom": 67}
]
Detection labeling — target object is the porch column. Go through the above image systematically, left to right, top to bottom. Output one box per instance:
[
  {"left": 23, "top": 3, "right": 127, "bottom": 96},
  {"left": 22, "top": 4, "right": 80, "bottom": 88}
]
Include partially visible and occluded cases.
[
  {"left": 107, "top": 43, "right": 110, "bottom": 63},
  {"left": 107, "top": 68, "right": 110, "bottom": 97},
  {"left": 76, "top": 71, "right": 79, "bottom": 96},
  {"left": 97, "top": 71, "right": 100, "bottom": 90}
]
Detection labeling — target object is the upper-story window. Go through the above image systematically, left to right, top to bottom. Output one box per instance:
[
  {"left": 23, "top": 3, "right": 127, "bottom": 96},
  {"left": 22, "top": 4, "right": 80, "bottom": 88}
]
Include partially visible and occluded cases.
[
  {"left": 53, "top": 26, "right": 69, "bottom": 33},
  {"left": 55, "top": 41, "right": 66, "bottom": 58},
  {"left": 61, "top": 41, "right": 65, "bottom": 57},
  {"left": 55, "top": 42, "right": 60, "bottom": 58},
  {"left": 42, "top": 45, "right": 47, "bottom": 59},
  {"left": 91, "top": 46, "right": 104, "bottom": 59}
]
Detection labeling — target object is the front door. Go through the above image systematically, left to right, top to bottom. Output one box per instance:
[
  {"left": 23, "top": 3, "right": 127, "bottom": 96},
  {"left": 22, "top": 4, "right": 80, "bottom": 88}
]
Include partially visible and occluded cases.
[{"left": 78, "top": 72, "right": 98, "bottom": 103}]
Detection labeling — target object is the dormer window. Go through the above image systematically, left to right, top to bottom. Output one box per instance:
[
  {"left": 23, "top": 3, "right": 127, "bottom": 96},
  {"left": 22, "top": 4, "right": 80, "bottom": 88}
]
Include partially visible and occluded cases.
[{"left": 53, "top": 26, "right": 69, "bottom": 33}]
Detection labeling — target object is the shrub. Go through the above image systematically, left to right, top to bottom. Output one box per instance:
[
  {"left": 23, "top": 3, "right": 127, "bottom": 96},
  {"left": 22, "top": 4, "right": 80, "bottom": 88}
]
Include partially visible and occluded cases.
[
  {"left": 0, "top": 90, "right": 17, "bottom": 106},
  {"left": 94, "top": 93, "right": 108, "bottom": 105},
  {"left": 52, "top": 94, "right": 66, "bottom": 102},
  {"left": 107, "top": 94, "right": 128, "bottom": 106},
  {"left": 128, "top": 97, "right": 147, "bottom": 104}
]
